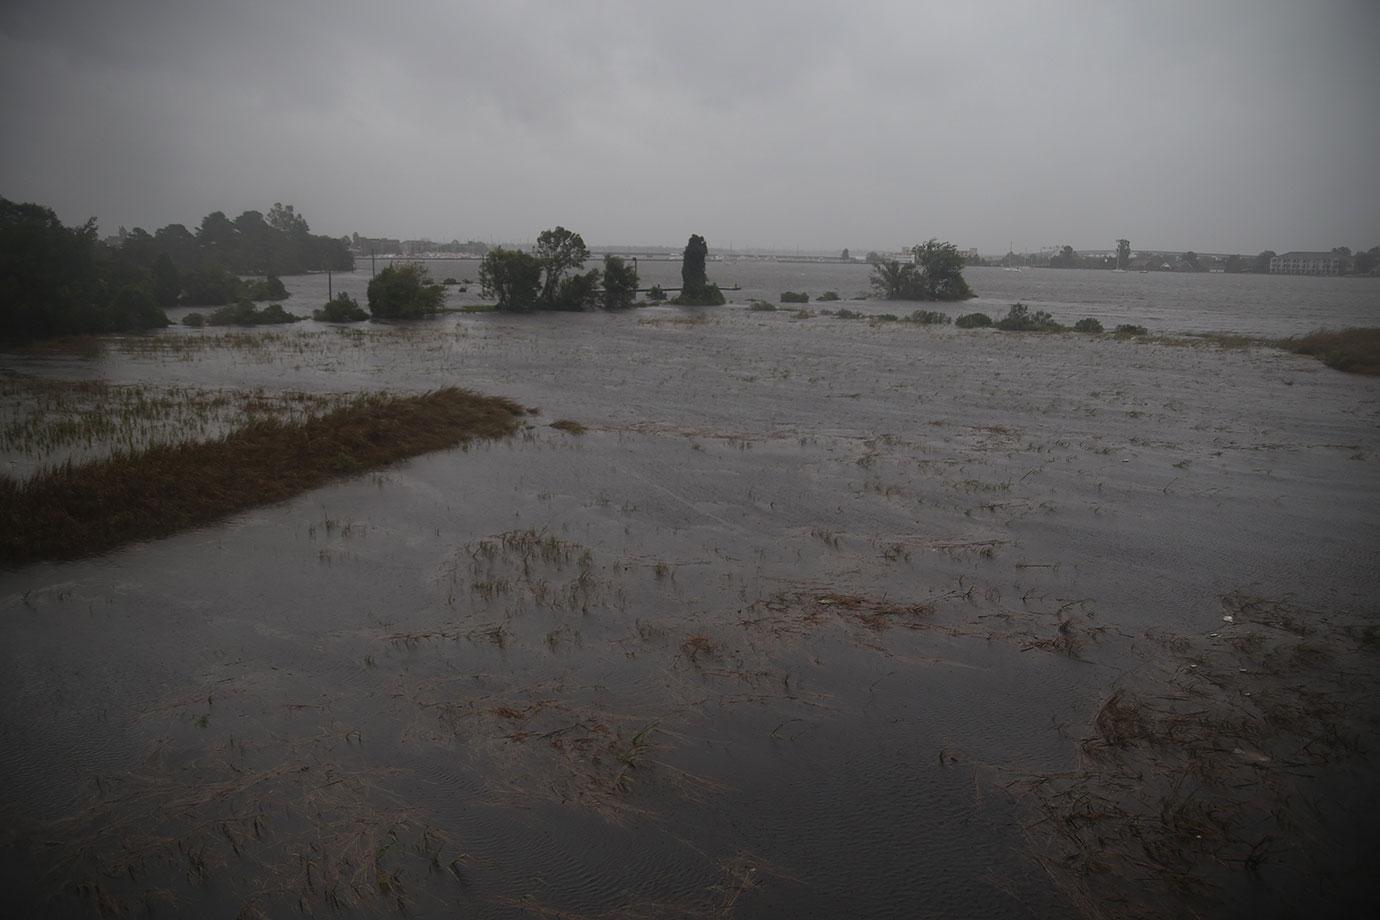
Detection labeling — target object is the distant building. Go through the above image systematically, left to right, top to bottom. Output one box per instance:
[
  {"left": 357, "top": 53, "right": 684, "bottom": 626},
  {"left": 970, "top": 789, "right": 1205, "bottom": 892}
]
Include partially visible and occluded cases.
[{"left": 1270, "top": 252, "right": 1343, "bottom": 275}]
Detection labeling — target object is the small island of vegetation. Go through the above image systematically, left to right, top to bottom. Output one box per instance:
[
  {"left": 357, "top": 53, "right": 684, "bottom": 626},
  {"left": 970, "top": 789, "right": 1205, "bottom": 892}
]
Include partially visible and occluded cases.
[{"left": 870, "top": 239, "right": 975, "bottom": 302}]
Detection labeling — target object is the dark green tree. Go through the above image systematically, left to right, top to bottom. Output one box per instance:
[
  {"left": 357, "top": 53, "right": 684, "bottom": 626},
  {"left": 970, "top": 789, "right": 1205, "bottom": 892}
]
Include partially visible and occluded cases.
[
  {"left": 0, "top": 198, "right": 103, "bottom": 339},
  {"left": 267, "top": 202, "right": 310, "bottom": 236},
  {"left": 196, "top": 211, "right": 237, "bottom": 253},
  {"left": 534, "top": 227, "right": 590, "bottom": 306},
  {"left": 674, "top": 234, "right": 725, "bottom": 305},
  {"left": 681, "top": 234, "right": 708, "bottom": 293},
  {"left": 912, "top": 239, "right": 974, "bottom": 300},
  {"left": 1116, "top": 239, "right": 1131, "bottom": 270},
  {"left": 870, "top": 240, "right": 974, "bottom": 301},
  {"left": 480, "top": 248, "right": 544, "bottom": 312},
  {"left": 841, "top": 248, "right": 851, "bottom": 261},
  {"left": 1251, "top": 250, "right": 1275, "bottom": 273},
  {"left": 1180, "top": 251, "right": 1201, "bottom": 271},
  {"left": 150, "top": 253, "right": 180, "bottom": 307},
  {"left": 601, "top": 255, "right": 639, "bottom": 310},
  {"left": 367, "top": 262, "right": 445, "bottom": 319},
  {"left": 181, "top": 267, "right": 243, "bottom": 306},
  {"left": 554, "top": 269, "right": 602, "bottom": 311},
  {"left": 108, "top": 284, "right": 169, "bottom": 331}
]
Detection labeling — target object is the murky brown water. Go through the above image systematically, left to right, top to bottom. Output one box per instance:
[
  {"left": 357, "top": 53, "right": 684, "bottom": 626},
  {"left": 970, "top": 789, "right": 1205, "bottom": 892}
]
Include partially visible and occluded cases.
[{"left": 2, "top": 289, "right": 1378, "bottom": 917}]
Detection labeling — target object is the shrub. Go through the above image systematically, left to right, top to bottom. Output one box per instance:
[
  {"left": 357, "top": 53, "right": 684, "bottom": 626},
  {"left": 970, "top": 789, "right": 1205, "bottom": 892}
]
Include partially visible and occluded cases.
[
  {"left": 368, "top": 262, "right": 445, "bottom": 319},
  {"left": 552, "top": 270, "right": 601, "bottom": 311},
  {"left": 244, "top": 275, "right": 289, "bottom": 301},
  {"left": 442, "top": 277, "right": 460, "bottom": 285},
  {"left": 673, "top": 282, "right": 726, "bottom": 306},
  {"left": 108, "top": 284, "right": 171, "bottom": 331},
  {"left": 646, "top": 285, "right": 666, "bottom": 303},
  {"left": 780, "top": 291, "right": 809, "bottom": 303},
  {"left": 818, "top": 291, "right": 841, "bottom": 302},
  {"left": 313, "top": 292, "right": 369, "bottom": 322},
  {"left": 207, "top": 300, "right": 302, "bottom": 326},
  {"left": 749, "top": 300, "right": 777, "bottom": 311},
  {"left": 995, "top": 302, "right": 1063, "bottom": 332},
  {"left": 257, "top": 303, "right": 300, "bottom": 324},
  {"left": 834, "top": 308, "right": 863, "bottom": 320},
  {"left": 904, "top": 309, "right": 950, "bottom": 325},
  {"left": 182, "top": 312, "right": 205, "bottom": 328},
  {"left": 955, "top": 312, "right": 993, "bottom": 328},
  {"left": 875, "top": 313, "right": 899, "bottom": 322},
  {"left": 1073, "top": 317, "right": 1104, "bottom": 333},
  {"left": 1114, "top": 324, "right": 1149, "bottom": 337}
]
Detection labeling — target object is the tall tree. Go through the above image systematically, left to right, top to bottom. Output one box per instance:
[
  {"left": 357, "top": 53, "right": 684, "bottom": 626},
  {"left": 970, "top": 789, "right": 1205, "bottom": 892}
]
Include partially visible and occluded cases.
[
  {"left": 267, "top": 202, "right": 309, "bottom": 236},
  {"left": 196, "top": 211, "right": 237, "bottom": 253},
  {"left": 534, "top": 227, "right": 589, "bottom": 306},
  {"left": 681, "top": 234, "right": 708, "bottom": 294},
  {"left": 1116, "top": 239, "right": 1131, "bottom": 270},
  {"left": 480, "top": 248, "right": 543, "bottom": 312},
  {"left": 1251, "top": 250, "right": 1276, "bottom": 273},
  {"left": 601, "top": 255, "right": 639, "bottom": 310}
]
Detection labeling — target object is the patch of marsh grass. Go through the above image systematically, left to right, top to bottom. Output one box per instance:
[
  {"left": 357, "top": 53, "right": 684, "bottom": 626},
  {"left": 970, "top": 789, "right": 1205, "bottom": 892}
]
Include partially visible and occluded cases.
[
  {"left": 1281, "top": 327, "right": 1380, "bottom": 376},
  {"left": 0, "top": 388, "right": 527, "bottom": 564}
]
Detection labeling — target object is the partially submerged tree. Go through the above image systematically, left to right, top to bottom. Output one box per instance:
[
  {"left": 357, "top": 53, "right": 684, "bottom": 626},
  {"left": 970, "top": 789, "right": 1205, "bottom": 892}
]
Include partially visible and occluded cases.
[
  {"left": 535, "top": 226, "right": 590, "bottom": 306},
  {"left": 674, "top": 234, "right": 726, "bottom": 305},
  {"left": 1116, "top": 238, "right": 1131, "bottom": 270},
  {"left": 870, "top": 239, "right": 974, "bottom": 301},
  {"left": 480, "top": 248, "right": 543, "bottom": 312},
  {"left": 601, "top": 255, "right": 639, "bottom": 310},
  {"left": 367, "top": 262, "right": 445, "bottom": 319},
  {"left": 313, "top": 292, "right": 369, "bottom": 322}
]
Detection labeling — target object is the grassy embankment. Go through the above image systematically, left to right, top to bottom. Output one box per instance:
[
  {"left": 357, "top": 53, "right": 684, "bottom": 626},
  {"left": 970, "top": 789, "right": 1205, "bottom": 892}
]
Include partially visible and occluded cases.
[
  {"left": 1281, "top": 327, "right": 1380, "bottom": 376},
  {"left": 0, "top": 387, "right": 527, "bottom": 564}
]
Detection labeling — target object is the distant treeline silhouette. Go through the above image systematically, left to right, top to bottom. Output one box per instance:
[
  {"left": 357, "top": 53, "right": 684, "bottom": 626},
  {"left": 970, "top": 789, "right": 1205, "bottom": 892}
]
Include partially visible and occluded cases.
[{"left": 1, "top": 196, "right": 352, "bottom": 341}]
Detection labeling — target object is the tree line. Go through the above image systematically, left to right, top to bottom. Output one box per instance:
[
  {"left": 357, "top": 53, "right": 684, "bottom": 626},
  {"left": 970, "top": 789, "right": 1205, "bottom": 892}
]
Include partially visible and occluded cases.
[{"left": 1, "top": 196, "right": 352, "bottom": 341}]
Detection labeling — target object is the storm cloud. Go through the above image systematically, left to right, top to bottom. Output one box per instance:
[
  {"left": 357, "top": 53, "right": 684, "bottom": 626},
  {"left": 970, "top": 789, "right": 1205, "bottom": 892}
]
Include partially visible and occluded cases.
[{"left": 2, "top": 0, "right": 1377, "bottom": 253}]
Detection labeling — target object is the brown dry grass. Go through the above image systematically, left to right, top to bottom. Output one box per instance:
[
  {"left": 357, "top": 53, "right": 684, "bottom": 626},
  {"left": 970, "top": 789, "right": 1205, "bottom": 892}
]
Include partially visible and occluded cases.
[
  {"left": 1280, "top": 327, "right": 1380, "bottom": 375},
  {"left": 0, "top": 387, "right": 526, "bottom": 564}
]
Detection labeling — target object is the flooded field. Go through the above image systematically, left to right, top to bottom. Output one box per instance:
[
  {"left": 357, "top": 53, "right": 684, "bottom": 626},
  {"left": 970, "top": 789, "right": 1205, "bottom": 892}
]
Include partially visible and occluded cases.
[{"left": 2, "top": 292, "right": 1379, "bottom": 917}]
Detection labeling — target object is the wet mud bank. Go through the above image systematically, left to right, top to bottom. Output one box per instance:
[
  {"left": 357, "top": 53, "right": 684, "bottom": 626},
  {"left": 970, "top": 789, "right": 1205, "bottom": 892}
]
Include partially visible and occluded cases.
[{"left": 2, "top": 306, "right": 1378, "bottom": 917}]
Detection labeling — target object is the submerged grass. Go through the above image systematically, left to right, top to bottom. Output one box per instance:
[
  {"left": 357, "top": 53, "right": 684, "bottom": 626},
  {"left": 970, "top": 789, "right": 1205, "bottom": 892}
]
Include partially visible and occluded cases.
[{"left": 0, "top": 387, "right": 526, "bottom": 564}]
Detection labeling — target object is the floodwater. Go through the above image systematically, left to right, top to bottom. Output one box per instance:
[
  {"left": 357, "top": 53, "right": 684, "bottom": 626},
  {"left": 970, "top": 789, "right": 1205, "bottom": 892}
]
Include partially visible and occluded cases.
[
  {"left": 293, "top": 259, "right": 1379, "bottom": 337},
  {"left": 2, "top": 271, "right": 1379, "bottom": 917}
]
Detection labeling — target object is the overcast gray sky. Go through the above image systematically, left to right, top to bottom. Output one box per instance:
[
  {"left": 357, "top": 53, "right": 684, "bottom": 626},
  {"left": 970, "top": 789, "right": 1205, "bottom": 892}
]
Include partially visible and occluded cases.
[{"left": 2, "top": 0, "right": 1377, "bottom": 254}]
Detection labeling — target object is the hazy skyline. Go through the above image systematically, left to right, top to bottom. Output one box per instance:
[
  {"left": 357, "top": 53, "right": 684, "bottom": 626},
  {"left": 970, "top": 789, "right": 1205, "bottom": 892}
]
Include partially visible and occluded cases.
[{"left": 2, "top": 0, "right": 1377, "bottom": 255}]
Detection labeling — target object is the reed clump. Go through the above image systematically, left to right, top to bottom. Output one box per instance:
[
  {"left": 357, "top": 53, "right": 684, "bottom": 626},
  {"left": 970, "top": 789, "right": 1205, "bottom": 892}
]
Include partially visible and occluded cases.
[{"left": 0, "top": 387, "right": 526, "bottom": 564}]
